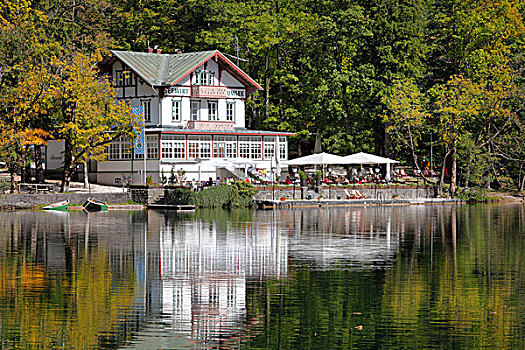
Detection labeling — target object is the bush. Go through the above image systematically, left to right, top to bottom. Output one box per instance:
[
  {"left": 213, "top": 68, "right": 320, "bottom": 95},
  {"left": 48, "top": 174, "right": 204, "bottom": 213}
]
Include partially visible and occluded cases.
[
  {"left": 0, "top": 178, "right": 9, "bottom": 193},
  {"left": 194, "top": 181, "right": 257, "bottom": 208},
  {"left": 229, "top": 181, "right": 257, "bottom": 208},
  {"left": 195, "top": 185, "right": 232, "bottom": 208},
  {"left": 166, "top": 187, "right": 196, "bottom": 205},
  {"left": 455, "top": 188, "right": 489, "bottom": 202}
]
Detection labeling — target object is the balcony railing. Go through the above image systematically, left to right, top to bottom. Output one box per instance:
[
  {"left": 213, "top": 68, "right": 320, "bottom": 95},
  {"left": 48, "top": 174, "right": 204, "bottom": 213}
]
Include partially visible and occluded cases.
[
  {"left": 192, "top": 85, "right": 227, "bottom": 98},
  {"left": 187, "top": 121, "right": 235, "bottom": 131}
]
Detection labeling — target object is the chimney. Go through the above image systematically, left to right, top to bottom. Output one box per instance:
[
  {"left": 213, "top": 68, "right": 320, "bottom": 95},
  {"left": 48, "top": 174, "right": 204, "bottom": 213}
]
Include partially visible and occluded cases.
[
  {"left": 147, "top": 48, "right": 153, "bottom": 53},
  {"left": 155, "top": 48, "right": 162, "bottom": 54}
]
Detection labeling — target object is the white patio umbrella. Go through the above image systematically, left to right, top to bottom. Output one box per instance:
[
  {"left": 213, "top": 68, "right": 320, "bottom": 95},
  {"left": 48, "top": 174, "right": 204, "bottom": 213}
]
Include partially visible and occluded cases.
[
  {"left": 287, "top": 152, "right": 346, "bottom": 165},
  {"left": 287, "top": 152, "right": 347, "bottom": 179},
  {"left": 341, "top": 152, "right": 399, "bottom": 180},
  {"left": 341, "top": 152, "right": 399, "bottom": 165}
]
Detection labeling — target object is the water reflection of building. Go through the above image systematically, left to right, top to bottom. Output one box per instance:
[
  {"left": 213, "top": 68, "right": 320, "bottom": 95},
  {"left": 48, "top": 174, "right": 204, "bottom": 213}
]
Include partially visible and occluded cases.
[
  {"left": 252, "top": 207, "right": 408, "bottom": 269},
  {"left": 156, "top": 210, "right": 288, "bottom": 344}
]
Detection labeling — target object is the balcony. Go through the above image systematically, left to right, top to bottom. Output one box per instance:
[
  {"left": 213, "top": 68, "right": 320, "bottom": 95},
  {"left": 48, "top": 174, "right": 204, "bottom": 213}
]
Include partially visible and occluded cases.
[
  {"left": 192, "top": 85, "right": 227, "bottom": 98},
  {"left": 187, "top": 121, "right": 235, "bottom": 131}
]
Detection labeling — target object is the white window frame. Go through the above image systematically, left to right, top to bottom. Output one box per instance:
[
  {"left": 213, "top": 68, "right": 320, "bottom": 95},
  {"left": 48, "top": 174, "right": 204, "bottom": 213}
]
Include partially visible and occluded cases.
[
  {"left": 196, "top": 70, "right": 215, "bottom": 86},
  {"left": 172, "top": 99, "right": 182, "bottom": 122},
  {"left": 142, "top": 100, "right": 151, "bottom": 122},
  {"left": 191, "top": 100, "right": 200, "bottom": 121},
  {"left": 208, "top": 101, "right": 217, "bottom": 121},
  {"left": 226, "top": 101, "right": 235, "bottom": 122},
  {"left": 146, "top": 135, "right": 158, "bottom": 159},
  {"left": 161, "top": 135, "right": 186, "bottom": 159},
  {"left": 188, "top": 135, "right": 212, "bottom": 159},
  {"left": 239, "top": 136, "right": 262, "bottom": 160},
  {"left": 279, "top": 136, "right": 287, "bottom": 160}
]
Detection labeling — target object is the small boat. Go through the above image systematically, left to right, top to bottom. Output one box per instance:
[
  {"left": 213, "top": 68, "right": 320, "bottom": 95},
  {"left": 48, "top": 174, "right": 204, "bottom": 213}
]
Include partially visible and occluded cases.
[
  {"left": 83, "top": 198, "right": 108, "bottom": 212},
  {"left": 42, "top": 199, "right": 70, "bottom": 211}
]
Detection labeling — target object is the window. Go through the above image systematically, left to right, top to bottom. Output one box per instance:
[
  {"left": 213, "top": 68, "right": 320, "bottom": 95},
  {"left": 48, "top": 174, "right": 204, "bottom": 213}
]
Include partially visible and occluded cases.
[
  {"left": 196, "top": 70, "right": 214, "bottom": 85},
  {"left": 115, "top": 71, "right": 134, "bottom": 87},
  {"left": 115, "top": 71, "right": 124, "bottom": 87},
  {"left": 123, "top": 71, "right": 134, "bottom": 86},
  {"left": 142, "top": 100, "right": 151, "bottom": 122},
  {"left": 172, "top": 100, "right": 181, "bottom": 122},
  {"left": 191, "top": 100, "right": 200, "bottom": 121},
  {"left": 208, "top": 101, "right": 217, "bottom": 121},
  {"left": 226, "top": 102, "right": 235, "bottom": 122},
  {"left": 147, "top": 135, "right": 158, "bottom": 159},
  {"left": 161, "top": 135, "right": 186, "bottom": 159},
  {"left": 187, "top": 135, "right": 212, "bottom": 159},
  {"left": 108, "top": 136, "right": 132, "bottom": 160},
  {"left": 213, "top": 136, "right": 237, "bottom": 158},
  {"left": 239, "top": 136, "right": 262, "bottom": 159},
  {"left": 279, "top": 136, "right": 287, "bottom": 160},
  {"left": 109, "top": 142, "right": 120, "bottom": 160},
  {"left": 121, "top": 142, "right": 132, "bottom": 160},
  {"left": 214, "top": 142, "right": 225, "bottom": 158},
  {"left": 264, "top": 143, "right": 275, "bottom": 160}
]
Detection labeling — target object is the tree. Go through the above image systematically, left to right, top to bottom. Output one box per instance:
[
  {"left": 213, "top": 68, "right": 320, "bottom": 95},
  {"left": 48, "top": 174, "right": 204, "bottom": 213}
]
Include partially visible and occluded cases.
[
  {"left": 55, "top": 52, "right": 141, "bottom": 192},
  {"left": 382, "top": 78, "right": 431, "bottom": 182}
]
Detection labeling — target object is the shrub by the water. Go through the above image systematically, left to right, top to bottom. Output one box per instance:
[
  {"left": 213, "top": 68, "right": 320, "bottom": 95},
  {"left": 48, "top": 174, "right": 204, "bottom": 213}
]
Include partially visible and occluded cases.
[
  {"left": 195, "top": 181, "right": 257, "bottom": 208},
  {"left": 195, "top": 185, "right": 232, "bottom": 208},
  {"left": 166, "top": 187, "right": 196, "bottom": 205}
]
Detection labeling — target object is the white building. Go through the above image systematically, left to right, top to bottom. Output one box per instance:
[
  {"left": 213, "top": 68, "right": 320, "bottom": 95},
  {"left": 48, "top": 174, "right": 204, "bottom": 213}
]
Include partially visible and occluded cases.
[{"left": 93, "top": 48, "right": 293, "bottom": 185}]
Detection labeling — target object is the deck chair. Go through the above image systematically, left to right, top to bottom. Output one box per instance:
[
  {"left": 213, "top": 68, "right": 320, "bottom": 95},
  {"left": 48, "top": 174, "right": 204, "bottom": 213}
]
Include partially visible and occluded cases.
[
  {"left": 344, "top": 189, "right": 357, "bottom": 199},
  {"left": 354, "top": 189, "right": 365, "bottom": 199}
]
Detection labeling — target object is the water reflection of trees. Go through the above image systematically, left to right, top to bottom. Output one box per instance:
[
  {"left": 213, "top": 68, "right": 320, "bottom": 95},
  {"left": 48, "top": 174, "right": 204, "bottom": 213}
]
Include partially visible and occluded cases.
[
  {"left": 243, "top": 205, "right": 525, "bottom": 349},
  {"left": 0, "top": 211, "right": 139, "bottom": 349}
]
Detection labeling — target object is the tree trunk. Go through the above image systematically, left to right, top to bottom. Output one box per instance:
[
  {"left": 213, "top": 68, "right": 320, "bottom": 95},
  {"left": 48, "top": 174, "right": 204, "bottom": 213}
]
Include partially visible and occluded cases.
[
  {"left": 60, "top": 139, "right": 73, "bottom": 192},
  {"left": 35, "top": 145, "right": 45, "bottom": 183},
  {"left": 450, "top": 145, "right": 457, "bottom": 196},
  {"left": 438, "top": 150, "right": 451, "bottom": 196},
  {"left": 83, "top": 160, "right": 89, "bottom": 188},
  {"left": 21, "top": 163, "right": 31, "bottom": 183},
  {"left": 9, "top": 165, "right": 17, "bottom": 193}
]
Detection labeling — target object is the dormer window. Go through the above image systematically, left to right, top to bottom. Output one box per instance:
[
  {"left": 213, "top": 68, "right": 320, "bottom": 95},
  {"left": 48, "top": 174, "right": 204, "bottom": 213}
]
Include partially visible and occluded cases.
[
  {"left": 115, "top": 70, "right": 134, "bottom": 87},
  {"left": 196, "top": 70, "right": 214, "bottom": 86}
]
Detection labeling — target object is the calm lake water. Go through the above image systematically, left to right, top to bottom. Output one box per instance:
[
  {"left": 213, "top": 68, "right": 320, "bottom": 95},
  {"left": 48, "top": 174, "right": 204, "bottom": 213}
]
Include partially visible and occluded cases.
[{"left": 0, "top": 204, "right": 524, "bottom": 349}]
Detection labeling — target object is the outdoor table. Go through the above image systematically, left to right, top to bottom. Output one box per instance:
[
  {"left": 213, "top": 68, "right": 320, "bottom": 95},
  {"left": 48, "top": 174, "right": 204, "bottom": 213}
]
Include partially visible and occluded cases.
[{"left": 18, "top": 183, "right": 55, "bottom": 194}]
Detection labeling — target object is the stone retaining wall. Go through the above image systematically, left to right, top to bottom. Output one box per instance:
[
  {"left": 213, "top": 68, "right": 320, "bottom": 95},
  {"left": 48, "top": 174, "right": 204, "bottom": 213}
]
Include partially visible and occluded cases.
[
  {"left": 254, "top": 186, "right": 435, "bottom": 201},
  {"left": 0, "top": 193, "right": 130, "bottom": 209}
]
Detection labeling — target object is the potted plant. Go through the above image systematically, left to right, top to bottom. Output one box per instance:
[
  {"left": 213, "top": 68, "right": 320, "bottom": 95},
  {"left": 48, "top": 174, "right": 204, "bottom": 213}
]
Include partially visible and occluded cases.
[
  {"left": 314, "top": 170, "right": 322, "bottom": 187},
  {"left": 299, "top": 171, "right": 307, "bottom": 187}
]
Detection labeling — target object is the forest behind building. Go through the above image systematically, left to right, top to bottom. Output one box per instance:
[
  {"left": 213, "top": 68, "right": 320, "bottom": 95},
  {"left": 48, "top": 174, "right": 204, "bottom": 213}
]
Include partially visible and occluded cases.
[{"left": 1, "top": 0, "right": 525, "bottom": 194}]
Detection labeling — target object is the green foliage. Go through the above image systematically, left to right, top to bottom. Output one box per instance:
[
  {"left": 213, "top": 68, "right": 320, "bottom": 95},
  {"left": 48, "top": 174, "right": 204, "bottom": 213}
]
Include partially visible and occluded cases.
[
  {"left": 160, "top": 169, "right": 167, "bottom": 185},
  {"left": 298, "top": 171, "right": 306, "bottom": 180},
  {"left": 146, "top": 175, "right": 153, "bottom": 186},
  {"left": 0, "top": 178, "right": 9, "bottom": 193},
  {"left": 229, "top": 181, "right": 257, "bottom": 208},
  {"left": 194, "top": 182, "right": 256, "bottom": 208},
  {"left": 195, "top": 185, "right": 232, "bottom": 208},
  {"left": 166, "top": 187, "right": 196, "bottom": 205},
  {"left": 454, "top": 188, "right": 489, "bottom": 203}
]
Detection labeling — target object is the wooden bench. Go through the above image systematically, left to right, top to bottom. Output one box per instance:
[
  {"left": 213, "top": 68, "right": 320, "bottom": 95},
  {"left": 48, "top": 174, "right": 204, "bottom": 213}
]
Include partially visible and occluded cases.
[{"left": 18, "top": 183, "right": 55, "bottom": 194}]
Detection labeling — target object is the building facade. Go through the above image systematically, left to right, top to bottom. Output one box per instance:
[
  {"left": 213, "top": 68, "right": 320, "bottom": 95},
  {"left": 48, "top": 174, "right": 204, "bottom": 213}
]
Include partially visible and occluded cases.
[{"left": 95, "top": 49, "right": 293, "bottom": 185}]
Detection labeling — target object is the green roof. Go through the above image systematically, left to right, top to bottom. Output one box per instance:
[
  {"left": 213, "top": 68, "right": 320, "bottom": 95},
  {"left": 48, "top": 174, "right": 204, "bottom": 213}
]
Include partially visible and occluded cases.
[{"left": 110, "top": 50, "right": 262, "bottom": 90}]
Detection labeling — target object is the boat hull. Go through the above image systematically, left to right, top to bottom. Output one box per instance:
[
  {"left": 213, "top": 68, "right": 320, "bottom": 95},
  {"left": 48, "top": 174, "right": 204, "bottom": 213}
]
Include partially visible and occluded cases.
[
  {"left": 83, "top": 198, "right": 108, "bottom": 212},
  {"left": 43, "top": 200, "right": 70, "bottom": 211}
]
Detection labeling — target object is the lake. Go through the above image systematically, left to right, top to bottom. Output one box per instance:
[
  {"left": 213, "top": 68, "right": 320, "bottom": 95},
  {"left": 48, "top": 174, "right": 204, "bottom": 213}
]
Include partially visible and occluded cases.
[{"left": 0, "top": 204, "right": 524, "bottom": 349}]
